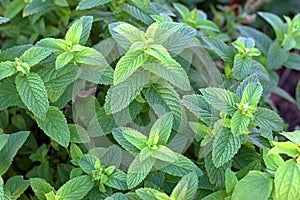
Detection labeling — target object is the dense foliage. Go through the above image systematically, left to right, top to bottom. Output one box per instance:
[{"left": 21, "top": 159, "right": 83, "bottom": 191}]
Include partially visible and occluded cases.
[{"left": 0, "top": 0, "right": 300, "bottom": 199}]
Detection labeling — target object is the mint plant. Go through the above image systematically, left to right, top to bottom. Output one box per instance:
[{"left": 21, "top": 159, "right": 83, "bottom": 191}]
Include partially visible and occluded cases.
[{"left": 0, "top": 1, "right": 300, "bottom": 200}]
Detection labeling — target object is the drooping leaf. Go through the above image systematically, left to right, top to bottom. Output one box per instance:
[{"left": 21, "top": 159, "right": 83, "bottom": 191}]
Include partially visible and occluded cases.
[
  {"left": 258, "top": 12, "right": 286, "bottom": 40},
  {"left": 20, "top": 47, "right": 52, "bottom": 67},
  {"left": 0, "top": 61, "right": 16, "bottom": 81},
  {"left": 253, "top": 107, "right": 283, "bottom": 131},
  {"left": 3, "top": 176, "right": 30, "bottom": 200},
  {"left": 30, "top": 178, "right": 55, "bottom": 200}
]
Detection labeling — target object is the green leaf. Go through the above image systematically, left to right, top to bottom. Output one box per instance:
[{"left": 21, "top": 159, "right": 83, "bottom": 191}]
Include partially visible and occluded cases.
[
  {"left": 4, "top": 0, "right": 26, "bottom": 19},
  {"left": 77, "top": 0, "right": 112, "bottom": 10},
  {"left": 131, "top": 0, "right": 150, "bottom": 12},
  {"left": 121, "top": 3, "right": 153, "bottom": 25},
  {"left": 173, "top": 3, "right": 190, "bottom": 20},
  {"left": 258, "top": 12, "right": 286, "bottom": 40},
  {"left": 197, "top": 20, "right": 220, "bottom": 32},
  {"left": 66, "top": 22, "right": 83, "bottom": 45},
  {"left": 238, "top": 25, "right": 272, "bottom": 55},
  {"left": 203, "top": 38, "right": 236, "bottom": 66},
  {"left": 267, "top": 42, "right": 289, "bottom": 70},
  {"left": 20, "top": 47, "right": 52, "bottom": 67},
  {"left": 114, "top": 50, "right": 149, "bottom": 85},
  {"left": 55, "top": 52, "right": 74, "bottom": 69},
  {"left": 284, "top": 53, "right": 300, "bottom": 70},
  {"left": 233, "top": 54, "right": 252, "bottom": 80},
  {"left": 0, "top": 61, "right": 16, "bottom": 81},
  {"left": 142, "top": 62, "right": 190, "bottom": 91},
  {"left": 39, "top": 64, "right": 78, "bottom": 91},
  {"left": 105, "top": 69, "right": 151, "bottom": 113},
  {"left": 15, "top": 73, "right": 49, "bottom": 119},
  {"left": 236, "top": 74, "right": 260, "bottom": 98},
  {"left": 0, "top": 77, "right": 23, "bottom": 111},
  {"left": 297, "top": 80, "right": 300, "bottom": 109},
  {"left": 143, "top": 82, "right": 184, "bottom": 130},
  {"left": 241, "top": 83, "right": 263, "bottom": 106},
  {"left": 200, "top": 88, "right": 239, "bottom": 114},
  {"left": 35, "top": 106, "right": 70, "bottom": 147},
  {"left": 253, "top": 107, "right": 283, "bottom": 131},
  {"left": 231, "top": 111, "right": 250, "bottom": 136},
  {"left": 149, "top": 112, "right": 173, "bottom": 145},
  {"left": 69, "top": 124, "right": 90, "bottom": 143},
  {"left": 112, "top": 128, "right": 140, "bottom": 155},
  {"left": 119, "top": 128, "right": 148, "bottom": 150},
  {"left": 212, "top": 128, "right": 242, "bottom": 167},
  {"left": 280, "top": 130, "right": 300, "bottom": 146},
  {"left": 0, "top": 131, "right": 30, "bottom": 176},
  {"left": 0, "top": 134, "right": 9, "bottom": 152},
  {"left": 270, "top": 141, "right": 299, "bottom": 158},
  {"left": 70, "top": 143, "right": 83, "bottom": 166},
  {"left": 205, "top": 153, "right": 231, "bottom": 189},
  {"left": 78, "top": 154, "right": 98, "bottom": 175},
  {"left": 161, "top": 154, "right": 202, "bottom": 177},
  {"left": 127, "top": 155, "right": 154, "bottom": 189},
  {"left": 274, "top": 160, "right": 300, "bottom": 200},
  {"left": 106, "top": 169, "right": 127, "bottom": 190},
  {"left": 225, "top": 169, "right": 238, "bottom": 194},
  {"left": 232, "top": 171, "right": 273, "bottom": 200},
  {"left": 171, "top": 172, "right": 198, "bottom": 200},
  {"left": 56, "top": 175, "right": 93, "bottom": 200},
  {"left": 4, "top": 176, "right": 29, "bottom": 200},
  {"left": 30, "top": 178, "right": 55, "bottom": 200},
  {"left": 202, "top": 190, "right": 228, "bottom": 200}
]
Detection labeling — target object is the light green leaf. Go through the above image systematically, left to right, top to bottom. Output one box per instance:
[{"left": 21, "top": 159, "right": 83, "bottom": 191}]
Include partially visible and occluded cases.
[
  {"left": 4, "top": 0, "right": 26, "bottom": 19},
  {"left": 77, "top": 0, "right": 112, "bottom": 10},
  {"left": 121, "top": 3, "right": 153, "bottom": 25},
  {"left": 173, "top": 3, "right": 190, "bottom": 20},
  {"left": 258, "top": 12, "right": 286, "bottom": 40},
  {"left": 196, "top": 20, "right": 220, "bottom": 32},
  {"left": 66, "top": 22, "right": 83, "bottom": 45},
  {"left": 113, "top": 23, "right": 146, "bottom": 44},
  {"left": 36, "top": 38, "right": 67, "bottom": 53},
  {"left": 145, "top": 44, "right": 179, "bottom": 66},
  {"left": 73, "top": 46, "right": 106, "bottom": 66},
  {"left": 20, "top": 47, "right": 52, "bottom": 67},
  {"left": 114, "top": 50, "right": 148, "bottom": 85},
  {"left": 55, "top": 52, "right": 74, "bottom": 69},
  {"left": 284, "top": 53, "right": 300, "bottom": 70},
  {"left": 233, "top": 54, "right": 252, "bottom": 80},
  {"left": 0, "top": 61, "right": 16, "bottom": 81},
  {"left": 143, "top": 62, "right": 190, "bottom": 91},
  {"left": 105, "top": 69, "right": 151, "bottom": 113},
  {"left": 15, "top": 73, "right": 49, "bottom": 119},
  {"left": 236, "top": 74, "right": 260, "bottom": 98},
  {"left": 241, "top": 83, "right": 263, "bottom": 106},
  {"left": 200, "top": 87, "right": 239, "bottom": 114},
  {"left": 35, "top": 106, "right": 70, "bottom": 147},
  {"left": 253, "top": 107, "right": 283, "bottom": 131},
  {"left": 231, "top": 110, "right": 250, "bottom": 136},
  {"left": 149, "top": 112, "right": 173, "bottom": 145},
  {"left": 69, "top": 124, "right": 90, "bottom": 143},
  {"left": 112, "top": 128, "right": 140, "bottom": 155},
  {"left": 119, "top": 128, "right": 148, "bottom": 150},
  {"left": 213, "top": 128, "right": 242, "bottom": 167},
  {"left": 280, "top": 130, "right": 300, "bottom": 146},
  {"left": 0, "top": 131, "right": 30, "bottom": 176},
  {"left": 0, "top": 134, "right": 9, "bottom": 152},
  {"left": 270, "top": 142, "right": 299, "bottom": 158},
  {"left": 151, "top": 145, "right": 177, "bottom": 163},
  {"left": 263, "top": 147, "right": 284, "bottom": 172},
  {"left": 78, "top": 154, "right": 98, "bottom": 175},
  {"left": 127, "top": 156, "right": 154, "bottom": 189},
  {"left": 274, "top": 159, "right": 300, "bottom": 200},
  {"left": 225, "top": 169, "right": 238, "bottom": 194},
  {"left": 232, "top": 171, "right": 273, "bottom": 200},
  {"left": 171, "top": 172, "right": 198, "bottom": 200},
  {"left": 56, "top": 175, "right": 93, "bottom": 200},
  {"left": 4, "top": 176, "right": 29, "bottom": 200},
  {"left": 30, "top": 178, "right": 55, "bottom": 200},
  {"left": 136, "top": 188, "right": 167, "bottom": 200},
  {"left": 202, "top": 190, "right": 228, "bottom": 200}
]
